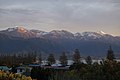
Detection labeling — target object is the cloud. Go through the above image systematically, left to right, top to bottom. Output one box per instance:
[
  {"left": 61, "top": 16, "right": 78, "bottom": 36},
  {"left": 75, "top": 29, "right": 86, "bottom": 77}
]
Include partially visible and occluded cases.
[{"left": 0, "top": 0, "right": 120, "bottom": 35}]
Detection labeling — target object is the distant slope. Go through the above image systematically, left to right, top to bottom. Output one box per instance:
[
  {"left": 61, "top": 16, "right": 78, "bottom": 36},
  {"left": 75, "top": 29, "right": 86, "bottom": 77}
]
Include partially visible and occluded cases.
[{"left": 0, "top": 27, "right": 120, "bottom": 57}]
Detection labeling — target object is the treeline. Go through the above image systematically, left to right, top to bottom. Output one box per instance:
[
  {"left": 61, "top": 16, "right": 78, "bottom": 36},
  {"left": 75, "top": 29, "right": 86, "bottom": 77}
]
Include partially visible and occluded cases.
[
  {"left": 0, "top": 46, "right": 117, "bottom": 67},
  {"left": 0, "top": 46, "right": 119, "bottom": 80},
  {"left": 30, "top": 46, "right": 120, "bottom": 80},
  {"left": 0, "top": 49, "right": 80, "bottom": 67},
  {"left": 0, "top": 52, "right": 37, "bottom": 66},
  {"left": 50, "top": 60, "right": 120, "bottom": 80},
  {"left": 31, "top": 62, "right": 120, "bottom": 80}
]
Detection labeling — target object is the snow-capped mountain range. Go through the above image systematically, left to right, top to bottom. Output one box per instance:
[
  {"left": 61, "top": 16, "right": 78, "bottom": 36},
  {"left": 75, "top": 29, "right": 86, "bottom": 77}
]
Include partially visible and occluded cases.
[
  {"left": 0, "top": 27, "right": 120, "bottom": 57},
  {"left": 0, "top": 27, "right": 118, "bottom": 40}
]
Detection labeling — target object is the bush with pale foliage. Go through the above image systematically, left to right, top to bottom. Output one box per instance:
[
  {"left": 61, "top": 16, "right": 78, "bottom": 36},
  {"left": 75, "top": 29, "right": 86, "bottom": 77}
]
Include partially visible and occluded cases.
[{"left": 0, "top": 71, "right": 32, "bottom": 80}]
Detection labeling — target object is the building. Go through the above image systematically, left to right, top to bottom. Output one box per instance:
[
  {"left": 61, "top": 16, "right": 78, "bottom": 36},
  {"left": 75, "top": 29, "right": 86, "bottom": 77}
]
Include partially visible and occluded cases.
[
  {"left": 0, "top": 66, "right": 10, "bottom": 72},
  {"left": 16, "top": 66, "right": 31, "bottom": 75}
]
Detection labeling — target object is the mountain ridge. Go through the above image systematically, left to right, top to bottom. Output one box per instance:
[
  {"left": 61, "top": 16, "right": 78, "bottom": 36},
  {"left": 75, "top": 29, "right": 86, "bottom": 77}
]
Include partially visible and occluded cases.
[
  {"left": 0, "top": 27, "right": 120, "bottom": 57},
  {"left": 0, "top": 27, "right": 118, "bottom": 39}
]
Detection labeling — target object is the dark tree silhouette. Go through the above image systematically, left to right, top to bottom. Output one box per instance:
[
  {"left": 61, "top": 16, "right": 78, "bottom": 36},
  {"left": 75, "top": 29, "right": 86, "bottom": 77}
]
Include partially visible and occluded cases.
[
  {"left": 106, "top": 46, "right": 115, "bottom": 61},
  {"left": 73, "top": 49, "right": 81, "bottom": 63},
  {"left": 59, "top": 52, "right": 68, "bottom": 66},
  {"left": 39, "top": 53, "right": 42, "bottom": 64},
  {"left": 47, "top": 53, "right": 55, "bottom": 65},
  {"left": 85, "top": 56, "right": 92, "bottom": 65}
]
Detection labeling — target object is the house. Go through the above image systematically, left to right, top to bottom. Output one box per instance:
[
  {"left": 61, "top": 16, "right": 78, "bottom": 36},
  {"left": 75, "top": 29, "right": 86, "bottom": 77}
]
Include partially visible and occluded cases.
[
  {"left": 42, "top": 63, "right": 70, "bottom": 70},
  {"left": 28, "top": 64, "right": 41, "bottom": 68},
  {"left": 0, "top": 66, "right": 10, "bottom": 72},
  {"left": 16, "top": 66, "right": 31, "bottom": 74},
  {"left": 16, "top": 66, "right": 26, "bottom": 74}
]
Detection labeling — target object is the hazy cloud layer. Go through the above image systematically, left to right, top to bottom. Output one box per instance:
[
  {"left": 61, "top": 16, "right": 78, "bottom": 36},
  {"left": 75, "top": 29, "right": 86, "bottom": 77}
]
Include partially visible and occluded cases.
[{"left": 0, "top": 0, "right": 120, "bottom": 35}]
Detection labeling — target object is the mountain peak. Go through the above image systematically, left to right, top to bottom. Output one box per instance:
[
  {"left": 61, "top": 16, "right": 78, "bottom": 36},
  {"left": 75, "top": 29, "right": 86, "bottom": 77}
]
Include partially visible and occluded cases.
[
  {"left": 7, "top": 26, "right": 27, "bottom": 33},
  {"left": 17, "top": 27, "right": 27, "bottom": 33},
  {"left": 98, "top": 31, "right": 106, "bottom": 35},
  {"left": 100, "top": 31, "right": 106, "bottom": 34}
]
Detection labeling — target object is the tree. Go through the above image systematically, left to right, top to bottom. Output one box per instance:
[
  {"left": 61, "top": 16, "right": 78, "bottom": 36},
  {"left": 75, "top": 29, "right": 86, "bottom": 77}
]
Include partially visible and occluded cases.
[
  {"left": 106, "top": 46, "right": 115, "bottom": 61},
  {"left": 73, "top": 49, "right": 81, "bottom": 63},
  {"left": 33, "top": 52, "right": 37, "bottom": 62},
  {"left": 59, "top": 52, "right": 68, "bottom": 66},
  {"left": 39, "top": 53, "right": 42, "bottom": 64},
  {"left": 47, "top": 53, "right": 55, "bottom": 65},
  {"left": 85, "top": 56, "right": 92, "bottom": 65}
]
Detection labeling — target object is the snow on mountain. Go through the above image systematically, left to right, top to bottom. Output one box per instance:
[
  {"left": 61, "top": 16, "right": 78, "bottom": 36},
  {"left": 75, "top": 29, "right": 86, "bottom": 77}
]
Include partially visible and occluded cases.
[
  {"left": 0, "top": 27, "right": 119, "bottom": 40},
  {"left": 0, "top": 27, "right": 36, "bottom": 38},
  {"left": 0, "top": 27, "right": 120, "bottom": 55},
  {"left": 6, "top": 27, "right": 27, "bottom": 33},
  {"left": 17, "top": 27, "right": 28, "bottom": 33},
  {"left": 7, "top": 28, "right": 16, "bottom": 32},
  {"left": 30, "top": 30, "right": 48, "bottom": 37},
  {"left": 48, "top": 30, "right": 74, "bottom": 39},
  {"left": 50, "top": 30, "right": 73, "bottom": 35},
  {"left": 99, "top": 31, "right": 106, "bottom": 35},
  {"left": 81, "top": 32, "right": 103, "bottom": 39},
  {"left": 74, "top": 33, "right": 84, "bottom": 40},
  {"left": 74, "top": 33, "right": 80, "bottom": 37}
]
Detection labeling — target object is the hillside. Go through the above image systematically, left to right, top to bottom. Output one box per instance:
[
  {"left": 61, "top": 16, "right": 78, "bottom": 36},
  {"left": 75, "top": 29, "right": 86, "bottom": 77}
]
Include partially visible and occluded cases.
[{"left": 0, "top": 27, "right": 120, "bottom": 57}]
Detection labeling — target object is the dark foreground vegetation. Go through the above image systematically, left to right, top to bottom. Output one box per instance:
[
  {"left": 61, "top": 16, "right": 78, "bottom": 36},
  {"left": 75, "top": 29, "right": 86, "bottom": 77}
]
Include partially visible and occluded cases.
[
  {"left": 0, "top": 46, "right": 120, "bottom": 80},
  {"left": 30, "top": 46, "right": 120, "bottom": 80},
  {"left": 30, "top": 60, "right": 120, "bottom": 80},
  {"left": 0, "top": 71, "right": 32, "bottom": 80}
]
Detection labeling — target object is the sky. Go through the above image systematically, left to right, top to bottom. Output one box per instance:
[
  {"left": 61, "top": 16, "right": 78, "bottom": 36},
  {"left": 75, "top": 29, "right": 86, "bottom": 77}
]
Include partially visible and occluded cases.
[{"left": 0, "top": 0, "right": 120, "bottom": 36}]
